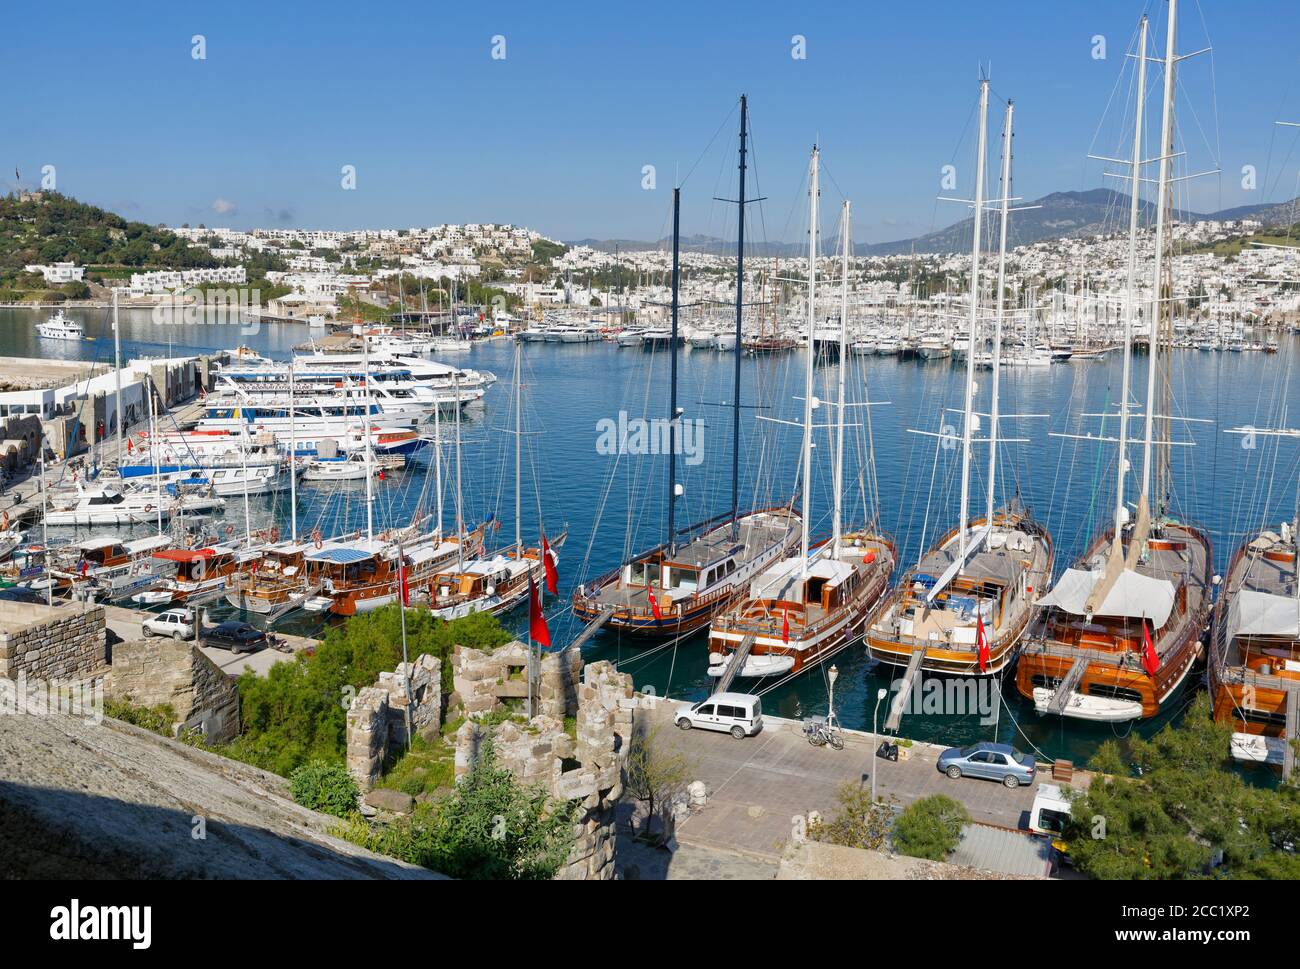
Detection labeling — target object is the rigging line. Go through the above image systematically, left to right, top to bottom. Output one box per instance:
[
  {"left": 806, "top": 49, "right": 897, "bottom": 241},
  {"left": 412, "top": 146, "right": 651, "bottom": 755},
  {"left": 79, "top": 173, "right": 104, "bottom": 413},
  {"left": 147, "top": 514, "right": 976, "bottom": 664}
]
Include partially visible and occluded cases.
[{"left": 678, "top": 100, "right": 739, "bottom": 191}]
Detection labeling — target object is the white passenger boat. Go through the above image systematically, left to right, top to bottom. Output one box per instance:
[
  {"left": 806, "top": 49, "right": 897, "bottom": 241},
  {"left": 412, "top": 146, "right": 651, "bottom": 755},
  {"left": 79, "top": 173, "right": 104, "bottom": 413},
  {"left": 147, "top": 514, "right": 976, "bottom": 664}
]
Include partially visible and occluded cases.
[
  {"left": 36, "top": 310, "right": 84, "bottom": 341},
  {"left": 43, "top": 483, "right": 226, "bottom": 527}
]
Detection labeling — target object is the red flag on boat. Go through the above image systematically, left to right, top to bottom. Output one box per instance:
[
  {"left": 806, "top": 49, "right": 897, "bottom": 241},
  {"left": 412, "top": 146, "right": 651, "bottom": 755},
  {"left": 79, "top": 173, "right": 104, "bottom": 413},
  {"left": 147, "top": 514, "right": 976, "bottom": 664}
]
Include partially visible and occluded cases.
[
  {"left": 126, "top": 437, "right": 134, "bottom": 454},
  {"left": 378, "top": 468, "right": 385, "bottom": 481},
  {"left": 541, "top": 532, "right": 558, "bottom": 595},
  {"left": 398, "top": 556, "right": 409, "bottom": 607},
  {"left": 529, "top": 575, "right": 551, "bottom": 648},
  {"left": 647, "top": 585, "right": 662, "bottom": 622},
  {"left": 782, "top": 608, "right": 790, "bottom": 644},
  {"left": 977, "top": 614, "right": 990, "bottom": 673},
  {"left": 1141, "top": 617, "right": 1158, "bottom": 677}
]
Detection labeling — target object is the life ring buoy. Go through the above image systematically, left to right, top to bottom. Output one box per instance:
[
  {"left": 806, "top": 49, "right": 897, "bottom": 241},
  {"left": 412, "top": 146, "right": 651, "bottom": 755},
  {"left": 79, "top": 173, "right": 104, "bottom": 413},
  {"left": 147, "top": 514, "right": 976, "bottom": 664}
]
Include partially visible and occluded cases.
[
  {"left": 144, "top": 503, "right": 154, "bottom": 513},
  {"left": 269, "top": 526, "right": 280, "bottom": 542},
  {"left": 314, "top": 538, "right": 323, "bottom": 550}
]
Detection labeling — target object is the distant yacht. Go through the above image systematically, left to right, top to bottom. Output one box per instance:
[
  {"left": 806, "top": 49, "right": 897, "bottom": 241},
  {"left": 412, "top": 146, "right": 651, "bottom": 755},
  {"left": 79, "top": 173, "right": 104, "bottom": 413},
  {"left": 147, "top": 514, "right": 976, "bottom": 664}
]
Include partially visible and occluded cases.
[{"left": 36, "top": 310, "right": 84, "bottom": 341}]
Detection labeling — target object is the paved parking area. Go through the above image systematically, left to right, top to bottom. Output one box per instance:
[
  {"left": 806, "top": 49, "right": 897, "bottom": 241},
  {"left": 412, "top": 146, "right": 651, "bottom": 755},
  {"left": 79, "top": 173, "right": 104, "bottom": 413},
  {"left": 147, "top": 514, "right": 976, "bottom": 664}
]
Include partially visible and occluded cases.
[{"left": 656, "top": 711, "right": 1081, "bottom": 859}]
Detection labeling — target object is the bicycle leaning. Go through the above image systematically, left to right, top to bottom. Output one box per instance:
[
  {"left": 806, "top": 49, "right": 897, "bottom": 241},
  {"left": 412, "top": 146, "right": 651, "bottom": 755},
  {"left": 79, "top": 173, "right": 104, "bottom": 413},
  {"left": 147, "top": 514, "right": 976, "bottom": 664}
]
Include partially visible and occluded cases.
[{"left": 802, "top": 715, "right": 844, "bottom": 751}]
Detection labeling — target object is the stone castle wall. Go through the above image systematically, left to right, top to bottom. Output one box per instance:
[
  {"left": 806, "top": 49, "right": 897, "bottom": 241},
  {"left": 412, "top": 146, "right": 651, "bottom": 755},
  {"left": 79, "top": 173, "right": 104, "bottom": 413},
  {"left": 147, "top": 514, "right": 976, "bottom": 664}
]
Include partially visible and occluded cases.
[
  {"left": 0, "top": 601, "right": 105, "bottom": 682},
  {"left": 106, "top": 637, "right": 240, "bottom": 743},
  {"left": 346, "top": 653, "right": 441, "bottom": 791},
  {"left": 454, "top": 658, "right": 634, "bottom": 881}
]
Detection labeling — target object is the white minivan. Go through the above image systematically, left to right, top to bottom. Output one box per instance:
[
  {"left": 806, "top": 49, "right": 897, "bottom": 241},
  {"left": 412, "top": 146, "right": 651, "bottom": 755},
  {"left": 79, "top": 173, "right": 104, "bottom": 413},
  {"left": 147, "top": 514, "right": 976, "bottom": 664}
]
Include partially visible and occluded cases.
[{"left": 675, "top": 692, "right": 763, "bottom": 739}]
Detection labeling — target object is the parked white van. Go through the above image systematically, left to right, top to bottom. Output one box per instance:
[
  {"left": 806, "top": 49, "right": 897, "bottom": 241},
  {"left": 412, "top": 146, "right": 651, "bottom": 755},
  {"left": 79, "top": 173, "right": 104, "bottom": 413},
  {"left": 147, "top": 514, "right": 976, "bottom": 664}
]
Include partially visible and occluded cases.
[{"left": 675, "top": 692, "right": 763, "bottom": 739}]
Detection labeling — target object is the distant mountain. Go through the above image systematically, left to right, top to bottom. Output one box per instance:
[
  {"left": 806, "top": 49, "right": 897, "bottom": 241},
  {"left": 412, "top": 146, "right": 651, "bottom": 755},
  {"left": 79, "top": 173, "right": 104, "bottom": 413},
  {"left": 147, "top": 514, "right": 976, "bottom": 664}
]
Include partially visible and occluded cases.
[{"left": 571, "top": 188, "right": 1300, "bottom": 259}]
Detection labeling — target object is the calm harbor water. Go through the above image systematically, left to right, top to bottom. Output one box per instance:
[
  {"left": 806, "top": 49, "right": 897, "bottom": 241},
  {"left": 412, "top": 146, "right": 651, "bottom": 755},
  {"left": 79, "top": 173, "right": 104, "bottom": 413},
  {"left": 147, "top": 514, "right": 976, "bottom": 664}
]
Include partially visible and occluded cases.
[{"left": 4, "top": 305, "right": 1299, "bottom": 765}]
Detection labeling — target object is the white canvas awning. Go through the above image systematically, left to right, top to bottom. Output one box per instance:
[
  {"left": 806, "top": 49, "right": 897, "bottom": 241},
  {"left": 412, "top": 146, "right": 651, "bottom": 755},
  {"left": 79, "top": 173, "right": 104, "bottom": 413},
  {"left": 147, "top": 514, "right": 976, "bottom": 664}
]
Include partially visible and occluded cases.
[
  {"left": 749, "top": 555, "right": 853, "bottom": 600},
  {"left": 1036, "top": 567, "right": 1176, "bottom": 628},
  {"left": 1226, "top": 589, "right": 1300, "bottom": 642}
]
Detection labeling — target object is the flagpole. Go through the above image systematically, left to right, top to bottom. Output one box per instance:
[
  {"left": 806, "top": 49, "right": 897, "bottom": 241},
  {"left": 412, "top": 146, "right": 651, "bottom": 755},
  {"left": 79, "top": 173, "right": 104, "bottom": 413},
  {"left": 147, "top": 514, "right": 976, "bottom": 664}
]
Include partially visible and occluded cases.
[
  {"left": 398, "top": 539, "right": 412, "bottom": 749},
  {"left": 527, "top": 576, "right": 535, "bottom": 720}
]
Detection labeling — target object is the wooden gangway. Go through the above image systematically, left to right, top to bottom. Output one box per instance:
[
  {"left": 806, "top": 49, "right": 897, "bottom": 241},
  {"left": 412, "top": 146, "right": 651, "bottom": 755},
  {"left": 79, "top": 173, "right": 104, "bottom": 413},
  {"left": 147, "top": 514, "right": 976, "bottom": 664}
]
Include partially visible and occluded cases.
[
  {"left": 567, "top": 605, "right": 617, "bottom": 652},
  {"left": 710, "top": 635, "right": 755, "bottom": 696},
  {"left": 885, "top": 646, "right": 926, "bottom": 732},
  {"left": 1043, "top": 656, "right": 1090, "bottom": 715}
]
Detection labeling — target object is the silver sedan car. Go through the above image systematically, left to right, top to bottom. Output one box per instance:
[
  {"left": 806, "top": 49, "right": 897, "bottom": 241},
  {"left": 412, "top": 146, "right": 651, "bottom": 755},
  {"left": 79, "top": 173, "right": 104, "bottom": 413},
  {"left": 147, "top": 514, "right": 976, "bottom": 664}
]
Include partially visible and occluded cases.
[{"left": 937, "top": 742, "right": 1036, "bottom": 788}]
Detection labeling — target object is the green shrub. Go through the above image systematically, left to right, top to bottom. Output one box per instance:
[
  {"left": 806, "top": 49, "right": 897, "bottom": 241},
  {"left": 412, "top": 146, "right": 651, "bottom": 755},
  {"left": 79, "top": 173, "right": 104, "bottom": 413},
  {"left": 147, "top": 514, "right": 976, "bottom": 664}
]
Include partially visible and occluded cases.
[
  {"left": 218, "top": 607, "right": 511, "bottom": 776},
  {"left": 105, "top": 700, "right": 176, "bottom": 736},
  {"left": 341, "top": 740, "right": 576, "bottom": 879},
  {"left": 288, "top": 760, "right": 360, "bottom": 818},
  {"left": 808, "top": 783, "right": 895, "bottom": 851},
  {"left": 892, "top": 794, "right": 969, "bottom": 861}
]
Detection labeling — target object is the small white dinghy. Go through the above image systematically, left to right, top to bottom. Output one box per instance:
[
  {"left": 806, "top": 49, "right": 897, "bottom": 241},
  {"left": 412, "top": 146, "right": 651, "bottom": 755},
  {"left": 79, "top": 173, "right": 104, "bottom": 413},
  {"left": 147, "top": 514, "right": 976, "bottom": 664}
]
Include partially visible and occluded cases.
[
  {"left": 706, "top": 651, "right": 796, "bottom": 679},
  {"left": 1032, "top": 687, "right": 1142, "bottom": 722}
]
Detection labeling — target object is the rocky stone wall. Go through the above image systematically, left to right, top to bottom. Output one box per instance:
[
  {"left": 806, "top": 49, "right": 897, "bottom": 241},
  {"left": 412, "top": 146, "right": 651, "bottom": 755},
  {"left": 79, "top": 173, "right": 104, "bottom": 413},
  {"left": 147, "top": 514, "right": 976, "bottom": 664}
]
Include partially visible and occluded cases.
[
  {"left": 0, "top": 601, "right": 105, "bottom": 682},
  {"left": 106, "top": 637, "right": 240, "bottom": 743},
  {"left": 450, "top": 640, "right": 581, "bottom": 721},
  {"left": 346, "top": 653, "right": 442, "bottom": 792},
  {"left": 454, "top": 658, "right": 634, "bottom": 880}
]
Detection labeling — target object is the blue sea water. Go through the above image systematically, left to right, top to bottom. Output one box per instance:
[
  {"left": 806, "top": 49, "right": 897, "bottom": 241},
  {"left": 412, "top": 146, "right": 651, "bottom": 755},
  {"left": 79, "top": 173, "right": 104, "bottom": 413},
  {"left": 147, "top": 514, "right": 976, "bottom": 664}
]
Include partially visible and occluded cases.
[{"left": 4, "top": 305, "right": 1298, "bottom": 765}]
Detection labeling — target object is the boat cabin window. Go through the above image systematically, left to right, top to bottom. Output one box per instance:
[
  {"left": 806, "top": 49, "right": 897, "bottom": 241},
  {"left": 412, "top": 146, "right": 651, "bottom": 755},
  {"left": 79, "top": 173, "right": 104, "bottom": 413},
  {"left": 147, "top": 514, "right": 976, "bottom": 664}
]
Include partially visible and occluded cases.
[
  {"left": 628, "top": 560, "right": 656, "bottom": 586},
  {"left": 664, "top": 567, "right": 698, "bottom": 593}
]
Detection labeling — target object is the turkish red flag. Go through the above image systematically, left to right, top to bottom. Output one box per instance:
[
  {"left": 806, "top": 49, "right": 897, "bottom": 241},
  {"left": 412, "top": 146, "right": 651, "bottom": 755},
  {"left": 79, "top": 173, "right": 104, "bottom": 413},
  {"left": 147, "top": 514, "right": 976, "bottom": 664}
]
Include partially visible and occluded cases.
[
  {"left": 126, "top": 437, "right": 134, "bottom": 454},
  {"left": 378, "top": 468, "right": 385, "bottom": 481},
  {"left": 541, "top": 532, "right": 558, "bottom": 595},
  {"left": 398, "top": 556, "right": 409, "bottom": 607},
  {"left": 529, "top": 576, "right": 551, "bottom": 648},
  {"left": 647, "top": 585, "right": 662, "bottom": 622},
  {"left": 782, "top": 608, "right": 790, "bottom": 644},
  {"left": 977, "top": 614, "right": 990, "bottom": 673},
  {"left": 1141, "top": 618, "right": 1158, "bottom": 677}
]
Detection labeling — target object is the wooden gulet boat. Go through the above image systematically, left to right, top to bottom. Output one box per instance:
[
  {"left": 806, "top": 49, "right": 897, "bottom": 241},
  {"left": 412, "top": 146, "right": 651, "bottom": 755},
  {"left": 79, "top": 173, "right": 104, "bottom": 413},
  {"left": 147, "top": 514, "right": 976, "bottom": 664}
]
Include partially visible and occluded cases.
[
  {"left": 1016, "top": 4, "right": 1213, "bottom": 723},
  {"left": 867, "top": 84, "right": 1053, "bottom": 679},
  {"left": 571, "top": 104, "right": 801, "bottom": 638},
  {"left": 708, "top": 171, "right": 896, "bottom": 681},
  {"left": 425, "top": 337, "right": 568, "bottom": 621},
  {"left": 1210, "top": 504, "right": 1300, "bottom": 770}
]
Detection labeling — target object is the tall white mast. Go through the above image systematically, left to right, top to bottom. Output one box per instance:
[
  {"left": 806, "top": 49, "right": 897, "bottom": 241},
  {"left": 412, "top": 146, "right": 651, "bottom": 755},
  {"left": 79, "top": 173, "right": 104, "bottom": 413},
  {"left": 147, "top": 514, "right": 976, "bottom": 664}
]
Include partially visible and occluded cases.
[
  {"left": 1138, "top": 0, "right": 1178, "bottom": 523},
  {"left": 1114, "top": 15, "right": 1149, "bottom": 543},
  {"left": 959, "top": 78, "right": 990, "bottom": 561},
  {"left": 986, "top": 98, "right": 1014, "bottom": 526},
  {"left": 800, "top": 146, "right": 819, "bottom": 571},
  {"left": 833, "top": 200, "right": 850, "bottom": 558},
  {"left": 112, "top": 288, "right": 123, "bottom": 461},
  {"left": 362, "top": 333, "right": 374, "bottom": 544},
  {"left": 514, "top": 339, "right": 522, "bottom": 553},
  {"left": 289, "top": 357, "right": 297, "bottom": 543},
  {"left": 454, "top": 371, "right": 464, "bottom": 571},
  {"left": 147, "top": 375, "right": 162, "bottom": 534},
  {"left": 433, "top": 396, "right": 443, "bottom": 541}
]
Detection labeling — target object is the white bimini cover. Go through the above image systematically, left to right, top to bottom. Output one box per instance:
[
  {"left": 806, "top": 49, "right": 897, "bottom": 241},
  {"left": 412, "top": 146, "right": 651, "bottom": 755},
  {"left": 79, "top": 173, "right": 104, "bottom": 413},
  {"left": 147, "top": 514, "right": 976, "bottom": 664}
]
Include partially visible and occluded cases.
[
  {"left": 1035, "top": 568, "right": 1176, "bottom": 628},
  {"left": 1226, "top": 589, "right": 1300, "bottom": 643}
]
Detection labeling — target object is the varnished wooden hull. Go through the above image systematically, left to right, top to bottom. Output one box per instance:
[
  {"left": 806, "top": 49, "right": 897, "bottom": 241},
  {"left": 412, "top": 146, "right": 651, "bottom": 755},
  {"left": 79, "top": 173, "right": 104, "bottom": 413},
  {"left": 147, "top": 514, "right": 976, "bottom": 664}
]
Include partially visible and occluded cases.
[{"left": 1016, "top": 523, "right": 1212, "bottom": 719}]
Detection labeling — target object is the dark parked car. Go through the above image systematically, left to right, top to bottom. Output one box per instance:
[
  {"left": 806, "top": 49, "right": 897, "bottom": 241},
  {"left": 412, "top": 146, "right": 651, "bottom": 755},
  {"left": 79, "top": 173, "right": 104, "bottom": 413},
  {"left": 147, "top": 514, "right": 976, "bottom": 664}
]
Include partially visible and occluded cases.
[
  {"left": 0, "top": 587, "right": 48, "bottom": 604},
  {"left": 203, "top": 620, "right": 267, "bottom": 654},
  {"left": 937, "top": 741, "right": 1037, "bottom": 788}
]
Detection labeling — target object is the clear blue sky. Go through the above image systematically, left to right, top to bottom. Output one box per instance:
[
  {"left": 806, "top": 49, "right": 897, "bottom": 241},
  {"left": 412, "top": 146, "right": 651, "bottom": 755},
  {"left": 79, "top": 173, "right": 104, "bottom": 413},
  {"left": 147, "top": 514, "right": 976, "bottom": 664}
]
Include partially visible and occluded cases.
[{"left": 8, "top": 0, "right": 1300, "bottom": 243}]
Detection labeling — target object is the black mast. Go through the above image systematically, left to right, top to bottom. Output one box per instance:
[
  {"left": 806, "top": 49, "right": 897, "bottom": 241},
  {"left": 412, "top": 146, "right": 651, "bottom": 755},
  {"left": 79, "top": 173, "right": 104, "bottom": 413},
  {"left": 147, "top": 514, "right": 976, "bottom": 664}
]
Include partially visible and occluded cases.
[
  {"left": 731, "top": 94, "right": 748, "bottom": 540},
  {"left": 667, "top": 187, "right": 680, "bottom": 554}
]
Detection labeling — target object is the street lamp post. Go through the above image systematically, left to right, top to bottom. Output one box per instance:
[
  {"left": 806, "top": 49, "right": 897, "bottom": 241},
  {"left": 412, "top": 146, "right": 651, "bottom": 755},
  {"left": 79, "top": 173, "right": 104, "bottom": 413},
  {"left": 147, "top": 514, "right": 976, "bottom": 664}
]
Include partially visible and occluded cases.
[
  {"left": 827, "top": 664, "right": 839, "bottom": 731},
  {"left": 872, "top": 687, "right": 888, "bottom": 804}
]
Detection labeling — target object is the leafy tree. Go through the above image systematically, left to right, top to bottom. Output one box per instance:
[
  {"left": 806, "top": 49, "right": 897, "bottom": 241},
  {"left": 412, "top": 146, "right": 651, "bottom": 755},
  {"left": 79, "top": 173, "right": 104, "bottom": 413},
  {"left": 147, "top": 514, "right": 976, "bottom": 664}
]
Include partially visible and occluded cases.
[
  {"left": 222, "top": 607, "right": 511, "bottom": 776},
  {"left": 1065, "top": 695, "right": 1300, "bottom": 879},
  {"left": 623, "top": 720, "right": 693, "bottom": 841},
  {"left": 350, "top": 740, "right": 577, "bottom": 879},
  {"left": 289, "top": 759, "right": 360, "bottom": 818},
  {"left": 809, "top": 783, "right": 895, "bottom": 851},
  {"left": 892, "top": 794, "right": 969, "bottom": 861}
]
